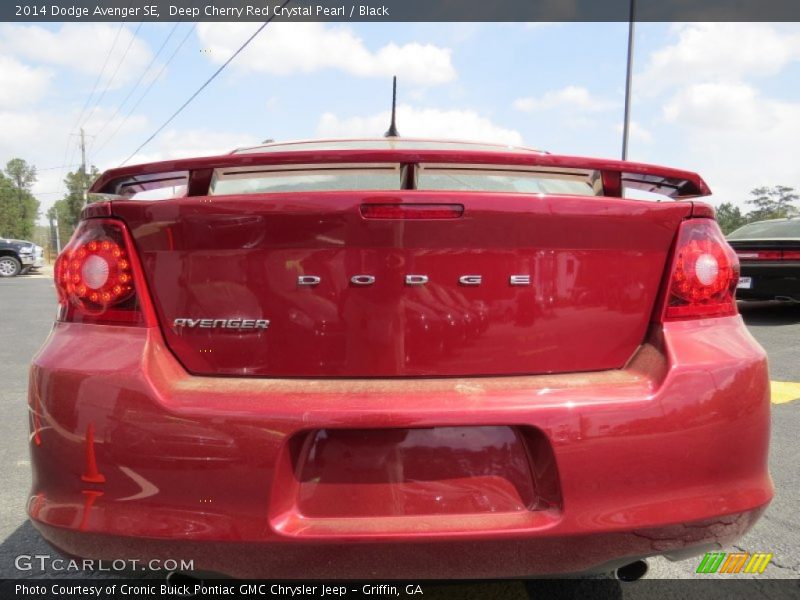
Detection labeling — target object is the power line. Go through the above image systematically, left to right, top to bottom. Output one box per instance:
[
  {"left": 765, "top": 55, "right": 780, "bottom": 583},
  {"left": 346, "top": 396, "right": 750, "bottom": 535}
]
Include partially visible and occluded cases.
[
  {"left": 120, "top": 6, "right": 290, "bottom": 167},
  {"left": 72, "top": 22, "right": 125, "bottom": 131},
  {"left": 81, "top": 22, "right": 144, "bottom": 130},
  {"left": 90, "top": 22, "right": 181, "bottom": 149},
  {"left": 54, "top": 23, "right": 124, "bottom": 204},
  {"left": 93, "top": 23, "right": 196, "bottom": 158},
  {"left": 36, "top": 164, "right": 82, "bottom": 172}
]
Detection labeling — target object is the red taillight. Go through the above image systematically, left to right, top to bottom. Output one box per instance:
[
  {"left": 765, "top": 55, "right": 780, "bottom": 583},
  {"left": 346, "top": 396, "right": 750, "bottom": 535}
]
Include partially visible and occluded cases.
[
  {"left": 361, "top": 203, "right": 464, "bottom": 219},
  {"left": 54, "top": 219, "right": 151, "bottom": 326},
  {"left": 663, "top": 219, "right": 740, "bottom": 320},
  {"left": 736, "top": 249, "right": 800, "bottom": 261}
]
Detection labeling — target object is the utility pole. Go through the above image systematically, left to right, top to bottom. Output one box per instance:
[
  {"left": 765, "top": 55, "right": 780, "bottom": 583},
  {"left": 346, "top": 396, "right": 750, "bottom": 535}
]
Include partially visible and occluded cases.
[
  {"left": 621, "top": 0, "right": 636, "bottom": 161},
  {"left": 79, "top": 127, "right": 88, "bottom": 202},
  {"left": 50, "top": 215, "right": 61, "bottom": 255}
]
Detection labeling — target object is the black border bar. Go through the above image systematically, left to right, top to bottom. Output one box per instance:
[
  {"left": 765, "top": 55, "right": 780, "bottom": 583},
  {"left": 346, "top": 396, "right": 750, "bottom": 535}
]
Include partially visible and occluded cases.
[{"left": 4, "top": 0, "right": 800, "bottom": 23}]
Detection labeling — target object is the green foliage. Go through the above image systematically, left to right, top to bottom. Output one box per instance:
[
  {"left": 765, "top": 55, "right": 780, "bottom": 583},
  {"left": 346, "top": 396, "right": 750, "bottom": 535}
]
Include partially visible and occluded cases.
[
  {"left": 0, "top": 159, "right": 39, "bottom": 239},
  {"left": 59, "top": 166, "right": 101, "bottom": 235},
  {"left": 745, "top": 185, "right": 799, "bottom": 222},
  {"left": 716, "top": 186, "right": 798, "bottom": 235},
  {"left": 716, "top": 202, "right": 747, "bottom": 234}
]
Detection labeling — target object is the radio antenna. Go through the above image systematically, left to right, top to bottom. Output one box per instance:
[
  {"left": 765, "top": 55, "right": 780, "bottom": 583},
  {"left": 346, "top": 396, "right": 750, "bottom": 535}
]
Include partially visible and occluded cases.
[{"left": 384, "top": 76, "right": 400, "bottom": 137}]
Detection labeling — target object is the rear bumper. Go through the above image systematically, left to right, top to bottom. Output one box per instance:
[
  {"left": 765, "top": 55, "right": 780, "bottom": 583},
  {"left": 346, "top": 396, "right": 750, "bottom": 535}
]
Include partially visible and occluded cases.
[
  {"left": 738, "top": 263, "right": 800, "bottom": 300},
  {"left": 27, "top": 316, "right": 772, "bottom": 578}
]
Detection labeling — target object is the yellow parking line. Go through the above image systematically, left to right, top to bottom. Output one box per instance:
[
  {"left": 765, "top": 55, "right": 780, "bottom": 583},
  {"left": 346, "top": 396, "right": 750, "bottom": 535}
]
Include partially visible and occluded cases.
[{"left": 771, "top": 381, "right": 800, "bottom": 404}]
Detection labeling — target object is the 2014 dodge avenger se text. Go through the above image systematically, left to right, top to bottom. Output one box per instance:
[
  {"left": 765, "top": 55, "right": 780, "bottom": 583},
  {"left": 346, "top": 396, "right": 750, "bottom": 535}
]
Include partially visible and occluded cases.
[{"left": 27, "top": 138, "right": 772, "bottom": 579}]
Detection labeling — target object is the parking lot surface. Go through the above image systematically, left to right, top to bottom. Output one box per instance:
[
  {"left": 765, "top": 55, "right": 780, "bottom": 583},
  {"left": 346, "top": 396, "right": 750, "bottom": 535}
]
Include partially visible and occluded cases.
[{"left": 1, "top": 270, "right": 797, "bottom": 595}]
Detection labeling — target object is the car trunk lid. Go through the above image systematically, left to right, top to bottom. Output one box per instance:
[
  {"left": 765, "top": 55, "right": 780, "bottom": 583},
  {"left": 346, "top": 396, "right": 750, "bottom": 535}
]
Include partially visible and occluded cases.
[{"left": 111, "top": 191, "right": 691, "bottom": 377}]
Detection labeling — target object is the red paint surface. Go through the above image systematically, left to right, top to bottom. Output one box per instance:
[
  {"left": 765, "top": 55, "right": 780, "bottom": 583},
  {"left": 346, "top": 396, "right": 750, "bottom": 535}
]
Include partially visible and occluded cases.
[
  {"left": 29, "top": 146, "right": 770, "bottom": 578},
  {"left": 90, "top": 148, "right": 711, "bottom": 198},
  {"left": 111, "top": 194, "right": 691, "bottom": 377},
  {"left": 28, "top": 315, "right": 771, "bottom": 577}
]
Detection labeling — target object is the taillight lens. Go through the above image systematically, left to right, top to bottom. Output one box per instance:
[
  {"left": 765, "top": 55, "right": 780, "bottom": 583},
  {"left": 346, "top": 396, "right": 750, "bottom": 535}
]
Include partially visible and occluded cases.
[
  {"left": 54, "top": 219, "right": 149, "bottom": 326},
  {"left": 663, "top": 219, "right": 740, "bottom": 320},
  {"left": 736, "top": 249, "right": 800, "bottom": 261}
]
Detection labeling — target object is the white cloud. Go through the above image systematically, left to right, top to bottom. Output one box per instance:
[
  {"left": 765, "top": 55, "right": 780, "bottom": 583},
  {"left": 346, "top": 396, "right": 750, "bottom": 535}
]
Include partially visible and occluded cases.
[
  {"left": 0, "top": 23, "right": 153, "bottom": 88},
  {"left": 196, "top": 23, "right": 456, "bottom": 86},
  {"left": 628, "top": 23, "right": 800, "bottom": 207},
  {"left": 639, "top": 23, "right": 800, "bottom": 93},
  {"left": 0, "top": 56, "right": 51, "bottom": 109},
  {"left": 657, "top": 81, "right": 800, "bottom": 205},
  {"left": 662, "top": 82, "right": 766, "bottom": 129},
  {"left": 513, "top": 86, "right": 617, "bottom": 112},
  {"left": 0, "top": 102, "right": 253, "bottom": 218},
  {"left": 317, "top": 104, "right": 523, "bottom": 145},
  {"left": 0, "top": 105, "right": 148, "bottom": 216},
  {"left": 614, "top": 120, "right": 653, "bottom": 143},
  {"left": 119, "top": 129, "right": 262, "bottom": 166}
]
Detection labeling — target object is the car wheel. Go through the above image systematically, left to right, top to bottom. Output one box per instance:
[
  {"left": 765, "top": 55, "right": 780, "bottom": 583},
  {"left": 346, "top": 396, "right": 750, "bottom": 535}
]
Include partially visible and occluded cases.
[{"left": 0, "top": 256, "right": 21, "bottom": 277}]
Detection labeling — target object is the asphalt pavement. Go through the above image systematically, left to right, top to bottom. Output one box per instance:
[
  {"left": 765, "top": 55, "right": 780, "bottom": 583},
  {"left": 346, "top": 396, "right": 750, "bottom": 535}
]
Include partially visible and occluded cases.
[{"left": 0, "top": 269, "right": 797, "bottom": 596}]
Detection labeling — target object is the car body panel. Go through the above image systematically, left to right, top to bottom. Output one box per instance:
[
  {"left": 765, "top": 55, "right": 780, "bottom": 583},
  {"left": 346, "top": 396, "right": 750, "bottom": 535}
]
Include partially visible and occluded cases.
[
  {"left": 29, "top": 143, "right": 770, "bottom": 578},
  {"left": 91, "top": 147, "right": 711, "bottom": 199},
  {"left": 110, "top": 193, "right": 691, "bottom": 378},
  {"left": 0, "top": 238, "right": 43, "bottom": 273},
  {"left": 28, "top": 314, "right": 772, "bottom": 577}
]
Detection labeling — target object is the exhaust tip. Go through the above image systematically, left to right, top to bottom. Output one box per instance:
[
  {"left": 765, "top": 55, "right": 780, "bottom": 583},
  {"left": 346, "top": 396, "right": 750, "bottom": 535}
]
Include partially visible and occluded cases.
[
  {"left": 614, "top": 559, "right": 648, "bottom": 582},
  {"left": 166, "top": 570, "right": 203, "bottom": 595}
]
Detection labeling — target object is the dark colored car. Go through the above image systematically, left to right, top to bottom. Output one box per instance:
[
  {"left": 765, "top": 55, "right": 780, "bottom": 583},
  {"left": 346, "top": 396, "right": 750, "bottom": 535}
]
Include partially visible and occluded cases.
[
  {"left": 28, "top": 139, "right": 771, "bottom": 579},
  {"left": 728, "top": 217, "right": 800, "bottom": 301},
  {"left": 0, "top": 238, "right": 44, "bottom": 277}
]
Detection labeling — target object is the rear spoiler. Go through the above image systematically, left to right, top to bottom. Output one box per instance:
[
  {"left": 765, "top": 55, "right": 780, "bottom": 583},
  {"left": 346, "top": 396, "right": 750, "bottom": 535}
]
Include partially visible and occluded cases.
[{"left": 90, "top": 149, "right": 711, "bottom": 199}]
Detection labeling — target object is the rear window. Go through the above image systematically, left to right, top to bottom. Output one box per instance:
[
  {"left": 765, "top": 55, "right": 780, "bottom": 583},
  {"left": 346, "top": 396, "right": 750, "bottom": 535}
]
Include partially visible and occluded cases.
[
  {"left": 209, "top": 163, "right": 600, "bottom": 196},
  {"left": 210, "top": 164, "right": 402, "bottom": 195},
  {"left": 417, "top": 164, "right": 600, "bottom": 196},
  {"left": 94, "top": 171, "right": 189, "bottom": 201},
  {"left": 728, "top": 219, "right": 800, "bottom": 240}
]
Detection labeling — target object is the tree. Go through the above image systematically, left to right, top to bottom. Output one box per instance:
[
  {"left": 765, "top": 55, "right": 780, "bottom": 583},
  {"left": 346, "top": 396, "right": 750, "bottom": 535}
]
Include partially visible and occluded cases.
[
  {"left": 6, "top": 158, "right": 37, "bottom": 192},
  {"left": 1, "top": 159, "right": 39, "bottom": 239},
  {"left": 57, "top": 165, "right": 101, "bottom": 236},
  {"left": 0, "top": 174, "right": 23, "bottom": 237},
  {"left": 745, "top": 186, "right": 799, "bottom": 222},
  {"left": 715, "top": 202, "right": 747, "bottom": 234}
]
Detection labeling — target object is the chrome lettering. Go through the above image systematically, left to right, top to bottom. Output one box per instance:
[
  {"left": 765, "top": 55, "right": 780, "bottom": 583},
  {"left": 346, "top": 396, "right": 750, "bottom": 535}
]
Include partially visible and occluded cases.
[
  {"left": 405, "top": 274, "right": 428, "bottom": 286},
  {"left": 351, "top": 275, "right": 376, "bottom": 286},
  {"left": 459, "top": 275, "right": 482, "bottom": 286},
  {"left": 509, "top": 275, "right": 531, "bottom": 286},
  {"left": 172, "top": 318, "right": 269, "bottom": 331}
]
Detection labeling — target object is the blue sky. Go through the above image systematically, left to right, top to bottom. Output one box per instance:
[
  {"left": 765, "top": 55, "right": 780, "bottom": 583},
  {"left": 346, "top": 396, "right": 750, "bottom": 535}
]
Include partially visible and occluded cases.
[{"left": 0, "top": 21, "right": 798, "bottom": 220}]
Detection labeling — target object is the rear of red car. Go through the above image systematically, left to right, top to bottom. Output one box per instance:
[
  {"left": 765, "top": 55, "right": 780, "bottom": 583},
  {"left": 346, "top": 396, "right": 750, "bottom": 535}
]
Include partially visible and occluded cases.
[{"left": 28, "top": 140, "right": 771, "bottom": 578}]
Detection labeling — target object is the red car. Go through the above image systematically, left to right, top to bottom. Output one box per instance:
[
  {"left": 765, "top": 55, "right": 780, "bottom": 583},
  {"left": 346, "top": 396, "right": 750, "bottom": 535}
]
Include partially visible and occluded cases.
[{"left": 29, "top": 139, "right": 772, "bottom": 579}]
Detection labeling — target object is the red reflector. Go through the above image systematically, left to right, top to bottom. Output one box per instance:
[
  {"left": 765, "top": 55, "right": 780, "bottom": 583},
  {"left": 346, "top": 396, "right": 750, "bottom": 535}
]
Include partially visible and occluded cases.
[
  {"left": 361, "top": 203, "right": 464, "bottom": 220},
  {"left": 663, "top": 219, "right": 739, "bottom": 321},
  {"left": 735, "top": 250, "right": 782, "bottom": 260},
  {"left": 783, "top": 250, "right": 800, "bottom": 260}
]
